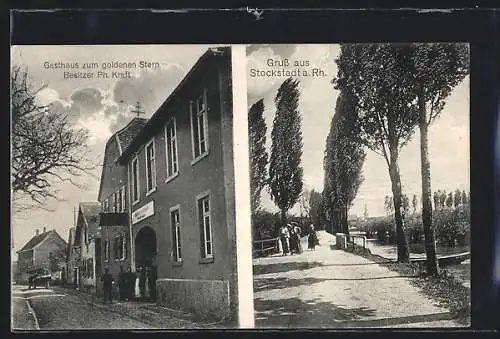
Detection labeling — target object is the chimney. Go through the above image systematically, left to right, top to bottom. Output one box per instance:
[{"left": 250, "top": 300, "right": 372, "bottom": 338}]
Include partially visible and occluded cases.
[
  {"left": 43, "top": 227, "right": 46, "bottom": 233},
  {"left": 36, "top": 229, "right": 39, "bottom": 236}
]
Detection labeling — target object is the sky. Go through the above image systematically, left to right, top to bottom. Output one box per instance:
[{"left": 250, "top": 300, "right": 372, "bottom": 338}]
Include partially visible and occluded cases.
[
  {"left": 10, "top": 44, "right": 223, "bottom": 260},
  {"left": 246, "top": 44, "right": 470, "bottom": 219}
]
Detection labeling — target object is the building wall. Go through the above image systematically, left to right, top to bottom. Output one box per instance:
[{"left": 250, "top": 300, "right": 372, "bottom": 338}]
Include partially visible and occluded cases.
[
  {"left": 128, "top": 53, "right": 236, "bottom": 319},
  {"left": 99, "top": 137, "right": 128, "bottom": 207},
  {"left": 78, "top": 226, "right": 97, "bottom": 288},
  {"left": 100, "top": 226, "right": 131, "bottom": 277},
  {"left": 32, "top": 233, "right": 67, "bottom": 269},
  {"left": 16, "top": 250, "right": 33, "bottom": 284}
]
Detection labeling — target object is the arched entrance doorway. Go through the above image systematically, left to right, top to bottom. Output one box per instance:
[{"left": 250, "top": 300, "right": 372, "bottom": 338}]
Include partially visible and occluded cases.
[
  {"left": 134, "top": 226, "right": 158, "bottom": 301},
  {"left": 135, "top": 226, "right": 157, "bottom": 268}
]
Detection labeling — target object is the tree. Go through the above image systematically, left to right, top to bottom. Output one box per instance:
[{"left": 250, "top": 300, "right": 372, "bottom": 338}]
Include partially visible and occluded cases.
[
  {"left": 410, "top": 43, "right": 469, "bottom": 275},
  {"left": 335, "top": 44, "right": 419, "bottom": 262},
  {"left": 11, "top": 66, "right": 93, "bottom": 211},
  {"left": 268, "top": 78, "right": 304, "bottom": 225},
  {"left": 323, "top": 91, "right": 366, "bottom": 235},
  {"left": 248, "top": 99, "right": 268, "bottom": 214},
  {"left": 298, "top": 188, "right": 311, "bottom": 220},
  {"left": 309, "top": 189, "right": 324, "bottom": 226},
  {"left": 454, "top": 189, "right": 462, "bottom": 208},
  {"left": 439, "top": 190, "right": 447, "bottom": 209},
  {"left": 461, "top": 190, "right": 468, "bottom": 206},
  {"left": 433, "top": 191, "right": 440, "bottom": 210},
  {"left": 446, "top": 192, "right": 454, "bottom": 208},
  {"left": 402, "top": 194, "right": 410, "bottom": 215},
  {"left": 412, "top": 194, "right": 418, "bottom": 215},
  {"left": 363, "top": 203, "right": 368, "bottom": 219}
]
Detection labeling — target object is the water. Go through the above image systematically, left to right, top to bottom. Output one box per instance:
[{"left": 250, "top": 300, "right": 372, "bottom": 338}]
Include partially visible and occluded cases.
[{"left": 365, "top": 240, "right": 470, "bottom": 288}]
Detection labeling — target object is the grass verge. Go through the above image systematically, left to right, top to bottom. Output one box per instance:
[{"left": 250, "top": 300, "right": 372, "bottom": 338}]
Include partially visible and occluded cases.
[{"left": 344, "top": 243, "right": 471, "bottom": 325}]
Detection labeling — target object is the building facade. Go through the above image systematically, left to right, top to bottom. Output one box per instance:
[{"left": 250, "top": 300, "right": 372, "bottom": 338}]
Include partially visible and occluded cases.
[
  {"left": 117, "top": 47, "right": 238, "bottom": 320},
  {"left": 96, "top": 118, "right": 147, "bottom": 294},
  {"left": 73, "top": 202, "right": 101, "bottom": 291},
  {"left": 16, "top": 228, "right": 67, "bottom": 284}
]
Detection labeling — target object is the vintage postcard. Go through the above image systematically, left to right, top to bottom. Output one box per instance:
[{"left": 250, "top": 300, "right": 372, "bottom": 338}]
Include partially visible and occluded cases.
[
  {"left": 10, "top": 42, "right": 471, "bottom": 330},
  {"left": 247, "top": 43, "right": 471, "bottom": 328},
  {"left": 10, "top": 44, "right": 255, "bottom": 330}
]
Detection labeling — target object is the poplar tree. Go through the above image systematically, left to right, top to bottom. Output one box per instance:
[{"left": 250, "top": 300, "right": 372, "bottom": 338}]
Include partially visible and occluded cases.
[
  {"left": 268, "top": 78, "right": 304, "bottom": 225},
  {"left": 323, "top": 91, "right": 365, "bottom": 235},
  {"left": 248, "top": 99, "right": 268, "bottom": 214}
]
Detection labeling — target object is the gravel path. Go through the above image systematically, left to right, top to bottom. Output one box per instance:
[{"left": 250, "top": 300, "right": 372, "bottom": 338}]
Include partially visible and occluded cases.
[{"left": 252, "top": 231, "right": 464, "bottom": 329}]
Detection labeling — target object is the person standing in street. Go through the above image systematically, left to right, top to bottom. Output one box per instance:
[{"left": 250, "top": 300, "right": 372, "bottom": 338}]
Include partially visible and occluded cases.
[
  {"left": 279, "top": 223, "right": 290, "bottom": 255},
  {"left": 293, "top": 223, "right": 303, "bottom": 254},
  {"left": 308, "top": 224, "right": 318, "bottom": 251},
  {"left": 118, "top": 266, "right": 125, "bottom": 301},
  {"left": 125, "top": 267, "right": 133, "bottom": 301},
  {"left": 101, "top": 268, "right": 114, "bottom": 304}
]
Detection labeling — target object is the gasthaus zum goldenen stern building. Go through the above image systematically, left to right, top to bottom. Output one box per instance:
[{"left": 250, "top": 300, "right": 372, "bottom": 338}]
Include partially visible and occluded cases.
[{"left": 116, "top": 47, "right": 239, "bottom": 321}]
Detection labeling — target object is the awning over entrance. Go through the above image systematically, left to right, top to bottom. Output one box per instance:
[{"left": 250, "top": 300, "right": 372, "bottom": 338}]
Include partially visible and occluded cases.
[{"left": 99, "top": 212, "right": 128, "bottom": 226}]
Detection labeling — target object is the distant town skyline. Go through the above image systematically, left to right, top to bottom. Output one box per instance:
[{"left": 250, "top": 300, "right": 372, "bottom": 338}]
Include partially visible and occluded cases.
[{"left": 247, "top": 44, "right": 469, "bottom": 219}]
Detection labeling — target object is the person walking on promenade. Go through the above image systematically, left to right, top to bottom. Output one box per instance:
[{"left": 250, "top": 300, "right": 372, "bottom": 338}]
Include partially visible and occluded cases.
[
  {"left": 279, "top": 223, "right": 290, "bottom": 256},
  {"left": 292, "top": 223, "right": 303, "bottom": 254},
  {"left": 308, "top": 224, "right": 318, "bottom": 251},
  {"left": 101, "top": 268, "right": 114, "bottom": 304}
]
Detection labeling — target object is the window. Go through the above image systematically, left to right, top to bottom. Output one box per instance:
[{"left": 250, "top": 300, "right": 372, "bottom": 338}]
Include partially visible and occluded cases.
[
  {"left": 191, "top": 90, "right": 209, "bottom": 160},
  {"left": 165, "top": 118, "right": 179, "bottom": 179},
  {"left": 145, "top": 140, "right": 156, "bottom": 194},
  {"left": 131, "top": 157, "right": 140, "bottom": 203},
  {"left": 120, "top": 186, "right": 126, "bottom": 212},
  {"left": 113, "top": 191, "right": 118, "bottom": 212},
  {"left": 197, "top": 194, "right": 213, "bottom": 258},
  {"left": 102, "top": 199, "right": 109, "bottom": 213},
  {"left": 170, "top": 207, "right": 182, "bottom": 262},
  {"left": 114, "top": 235, "right": 127, "bottom": 260},
  {"left": 103, "top": 240, "right": 110, "bottom": 262}
]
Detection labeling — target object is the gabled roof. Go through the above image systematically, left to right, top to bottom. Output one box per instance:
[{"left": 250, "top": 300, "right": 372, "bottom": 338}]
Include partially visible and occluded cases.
[
  {"left": 118, "top": 47, "right": 231, "bottom": 165},
  {"left": 97, "top": 117, "right": 147, "bottom": 202},
  {"left": 116, "top": 118, "right": 148, "bottom": 153},
  {"left": 79, "top": 202, "right": 101, "bottom": 236},
  {"left": 66, "top": 227, "right": 76, "bottom": 258},
  {"left": 17, "top": 230, "right": 67, "bottom": 253}
]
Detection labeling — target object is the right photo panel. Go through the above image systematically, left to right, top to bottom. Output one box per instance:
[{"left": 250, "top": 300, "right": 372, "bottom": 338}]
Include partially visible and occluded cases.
[{"left": 246, "top": 43, "right": 470, "bottom": 329}]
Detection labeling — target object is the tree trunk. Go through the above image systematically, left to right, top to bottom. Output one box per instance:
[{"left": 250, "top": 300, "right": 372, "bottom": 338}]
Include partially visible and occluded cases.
[
  {"left": 418, "top": 93, "right": 439, "bottom": 276},
  {"left": 388, "top": 146, "right": 410, "bottom": 262},
  {"left": 343, "top": 205, "right": 349, "bottom": 235},
  {"left": 280, "top": 209, "right": 287, "bottom": 227}
]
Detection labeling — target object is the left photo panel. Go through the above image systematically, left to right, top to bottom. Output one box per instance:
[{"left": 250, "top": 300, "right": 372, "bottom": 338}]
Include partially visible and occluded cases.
[{"left": 11, "top": 45, "right": 254, "bottom": 330}]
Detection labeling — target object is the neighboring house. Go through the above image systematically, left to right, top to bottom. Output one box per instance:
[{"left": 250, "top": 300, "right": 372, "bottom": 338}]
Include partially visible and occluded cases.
[
  {"left": 117, "top": 47, "right": 239, "bottom": 321},
  {"left": 96, "top": 118, "right": 146, "bottom": 294},
  {"left": 74, "top": 202, "right": 101, "bottom": 292},
  {"left": 65, "top": 227, "right": 77, "bottom": 286},
  {"left": 16, "top": 228, "right": 67, "bottom": 284}
]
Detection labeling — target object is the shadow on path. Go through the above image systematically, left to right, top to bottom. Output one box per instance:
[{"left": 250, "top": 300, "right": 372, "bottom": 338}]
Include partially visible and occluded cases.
[
  {"left": 253, "top": 260, "right": 387, "bottom": 276},
  {"left": 253, "top": 261, "right": 325, "bottom": 275},
  {"left": 254, "top": 276, "right": 415, "bottom": 293},
  {"left": 254, "top": 296, "right": 455, "bottom": 328},
  {"left": 254, "top": 297, "right": 376, "bottom": 328}
]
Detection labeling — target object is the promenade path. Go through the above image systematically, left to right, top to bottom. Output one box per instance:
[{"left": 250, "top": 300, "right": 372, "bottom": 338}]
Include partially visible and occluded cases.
[{"left": 252, "top": 231, "right": 464, "bottom": 329}]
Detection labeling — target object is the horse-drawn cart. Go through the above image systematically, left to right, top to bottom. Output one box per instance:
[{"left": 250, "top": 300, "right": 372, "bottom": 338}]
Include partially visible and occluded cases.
[{"left": 27, "top": 268, "right": 52, "bottom": 289}]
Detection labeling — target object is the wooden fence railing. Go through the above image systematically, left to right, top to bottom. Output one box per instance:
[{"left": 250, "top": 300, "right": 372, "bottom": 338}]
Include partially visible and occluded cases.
[{"left": 253, "top": 238, "right": 280, "bottom": 257}]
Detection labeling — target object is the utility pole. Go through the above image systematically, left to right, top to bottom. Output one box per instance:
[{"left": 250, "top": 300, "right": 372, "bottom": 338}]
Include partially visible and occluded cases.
[
  {"left": 131, "top": 101, "right": 145, "bottom": 119},
  {"left": 74, "top": 206, "right": 78, "bottom": 227}
]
